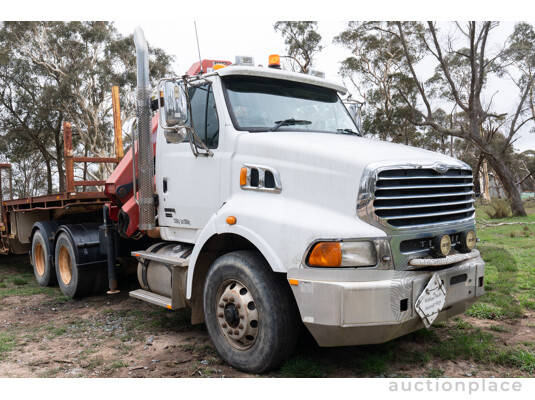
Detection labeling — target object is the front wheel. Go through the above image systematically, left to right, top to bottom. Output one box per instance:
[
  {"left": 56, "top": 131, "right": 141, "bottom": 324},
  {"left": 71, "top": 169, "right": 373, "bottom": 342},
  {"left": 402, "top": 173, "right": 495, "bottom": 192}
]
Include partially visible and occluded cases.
[{"left": 203, "top": 250, "right": 299, "bottom": 373}]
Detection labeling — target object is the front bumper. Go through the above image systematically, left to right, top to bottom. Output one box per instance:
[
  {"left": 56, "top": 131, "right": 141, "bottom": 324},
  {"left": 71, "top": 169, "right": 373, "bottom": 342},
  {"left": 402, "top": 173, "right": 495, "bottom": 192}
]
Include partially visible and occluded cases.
[{"left": 288, "top": 253, "right": 485, "bottom": 347}]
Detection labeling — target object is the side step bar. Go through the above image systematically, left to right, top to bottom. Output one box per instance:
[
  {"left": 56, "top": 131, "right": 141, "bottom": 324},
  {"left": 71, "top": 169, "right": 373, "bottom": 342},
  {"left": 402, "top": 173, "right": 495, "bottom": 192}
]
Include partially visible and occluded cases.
[
  {"left": 129, "top": 247, "right": 190, "bottom": 310},
  {"left": 131, "top": 250, "right": 189, "bottom": 267},
  {"left": 130, "top": 289, "right": 174, "bottom": 309}
]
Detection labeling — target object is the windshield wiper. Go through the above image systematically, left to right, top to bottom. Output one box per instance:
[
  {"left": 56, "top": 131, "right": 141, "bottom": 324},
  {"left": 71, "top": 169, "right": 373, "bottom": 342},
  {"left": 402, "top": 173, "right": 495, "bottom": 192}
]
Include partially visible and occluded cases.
[
  {"left": 270, "top": 118, "right": 312, "bottom": 131},
  {"left": 337, "top": 128, "right": 362, "bottom": 137}
]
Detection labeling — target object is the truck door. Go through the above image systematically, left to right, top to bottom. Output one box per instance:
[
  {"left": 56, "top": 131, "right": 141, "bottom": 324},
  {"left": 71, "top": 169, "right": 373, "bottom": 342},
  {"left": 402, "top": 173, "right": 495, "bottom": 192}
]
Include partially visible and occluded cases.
[{"left": 157, "top": 81, "right": 221, "bottom": 242}]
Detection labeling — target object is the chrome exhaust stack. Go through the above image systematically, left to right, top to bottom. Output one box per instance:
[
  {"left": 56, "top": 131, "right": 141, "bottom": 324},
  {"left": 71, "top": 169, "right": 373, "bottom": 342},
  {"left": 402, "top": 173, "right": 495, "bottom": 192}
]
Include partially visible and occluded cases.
[{"left": 134, "top": 26, "right": 155, "bottom": 231}]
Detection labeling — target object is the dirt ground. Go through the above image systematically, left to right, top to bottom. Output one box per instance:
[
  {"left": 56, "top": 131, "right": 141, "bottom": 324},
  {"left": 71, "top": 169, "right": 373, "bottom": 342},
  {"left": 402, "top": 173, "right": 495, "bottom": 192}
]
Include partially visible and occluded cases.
[{"left": 0, "top": 255, "right": 533, "bottom": 378}]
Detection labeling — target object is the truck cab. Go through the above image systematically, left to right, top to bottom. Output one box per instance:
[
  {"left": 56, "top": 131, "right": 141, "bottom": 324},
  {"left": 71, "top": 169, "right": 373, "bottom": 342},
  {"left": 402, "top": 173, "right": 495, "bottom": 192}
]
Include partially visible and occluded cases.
[
  {"left": 23, "top": 27, "right": 485, "bottom": 374},
  {"left": 140, "top": 58, "right": 484, "bottom": 372}
]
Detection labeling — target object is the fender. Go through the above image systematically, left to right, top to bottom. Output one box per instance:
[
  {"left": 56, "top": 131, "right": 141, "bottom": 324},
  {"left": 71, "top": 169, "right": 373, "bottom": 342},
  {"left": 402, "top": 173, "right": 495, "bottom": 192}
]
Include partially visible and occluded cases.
[
  {"left": 185, "top": 193, "right": 387, "bottom": 299},
  {"left": 185, "top": 210, "right": 284, "bottom": 299},
  {"left": 54, "top": 223, "right": 107, "bottom": 270}
]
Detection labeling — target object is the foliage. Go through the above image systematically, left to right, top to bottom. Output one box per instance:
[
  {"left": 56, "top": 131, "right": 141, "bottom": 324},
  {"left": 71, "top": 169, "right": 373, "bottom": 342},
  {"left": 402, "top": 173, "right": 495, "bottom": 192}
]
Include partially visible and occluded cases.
[
  {"left": 274, "top": 21, "right": 323, "bottom": 73},
  {"left": 336, "top": 21, "right": 535, "bottom": 216},
  {"left": 0, "top": 22, "right": 174, "bottom": 196},
  {"left": 335, "top": 22, "right": 425, "bottom": 146},
  {"left": 486, "top": 199, "right": 512, "bottom": 219}
]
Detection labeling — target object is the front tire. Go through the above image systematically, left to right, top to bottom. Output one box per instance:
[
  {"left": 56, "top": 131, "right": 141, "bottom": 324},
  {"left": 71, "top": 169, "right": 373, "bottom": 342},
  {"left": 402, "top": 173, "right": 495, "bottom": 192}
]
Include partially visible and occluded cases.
[{"left": 203, "top": 250, "right": 299, "bottom": 373}]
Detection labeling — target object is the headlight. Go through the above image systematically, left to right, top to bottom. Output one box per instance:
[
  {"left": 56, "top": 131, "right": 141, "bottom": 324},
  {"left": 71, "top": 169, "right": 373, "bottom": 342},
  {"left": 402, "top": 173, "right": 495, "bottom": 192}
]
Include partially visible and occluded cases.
[{"left": 307, "top": 241, "right": 378, "bottom": 267}]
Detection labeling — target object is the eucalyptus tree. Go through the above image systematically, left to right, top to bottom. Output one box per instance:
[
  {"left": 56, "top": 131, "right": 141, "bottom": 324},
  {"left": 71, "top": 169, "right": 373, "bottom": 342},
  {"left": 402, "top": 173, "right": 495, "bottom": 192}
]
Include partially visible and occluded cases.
[
  {"left": 0, "top": 21, "right": 174, "bottom": 195},
  {"left": 274, "top": 21, "right": 323, "bottom": 73},
  {"left": 337, "top": 21, "right": 533, "bottom": 216},
  {"left": 396, "top": 21, "right": 533, "bottom": 216},
  {"left": 335, "top": 22, "right": 439, "bottom": 148}
]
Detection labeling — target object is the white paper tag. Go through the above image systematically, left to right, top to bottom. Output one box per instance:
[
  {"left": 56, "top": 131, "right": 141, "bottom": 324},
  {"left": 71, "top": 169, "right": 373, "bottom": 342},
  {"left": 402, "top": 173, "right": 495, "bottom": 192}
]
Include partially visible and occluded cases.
[{"left": 415, "top": 273, "right": 447, "bottom": 328}]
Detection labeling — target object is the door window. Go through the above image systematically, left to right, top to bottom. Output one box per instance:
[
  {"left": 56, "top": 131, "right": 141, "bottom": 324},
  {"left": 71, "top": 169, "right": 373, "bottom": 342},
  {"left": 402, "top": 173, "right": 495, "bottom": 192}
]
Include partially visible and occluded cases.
[{"left": 187, "top": 83, "right": 219, "bottom": 148}]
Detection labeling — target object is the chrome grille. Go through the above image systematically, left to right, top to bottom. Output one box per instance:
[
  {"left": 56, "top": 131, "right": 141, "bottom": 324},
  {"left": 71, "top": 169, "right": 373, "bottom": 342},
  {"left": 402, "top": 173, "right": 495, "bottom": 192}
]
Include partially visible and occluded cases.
[{"left": 372, "top": 168, "right": 475, "bottom": 228}]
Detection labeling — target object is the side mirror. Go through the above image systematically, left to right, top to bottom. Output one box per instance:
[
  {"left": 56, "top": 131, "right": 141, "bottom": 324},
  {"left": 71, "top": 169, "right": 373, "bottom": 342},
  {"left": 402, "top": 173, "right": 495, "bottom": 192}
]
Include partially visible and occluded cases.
[
  {"left": 159, "top": 80, "right": 188, "bottom": 144},
  {"left": 344, "top": 96, "right": 364, "bottom": 135},
  {"left": 164, "top": 126, "right": 187, "bottom": 144}
]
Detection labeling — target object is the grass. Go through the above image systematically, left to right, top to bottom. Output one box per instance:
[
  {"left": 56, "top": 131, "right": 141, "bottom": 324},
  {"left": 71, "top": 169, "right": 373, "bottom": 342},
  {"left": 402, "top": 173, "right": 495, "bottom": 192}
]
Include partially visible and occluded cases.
[
  {"left": 0, "top": 203, "right": 534, "bottom": 377},
  {"left": 472, "top": 203, "right": 535, "bottom": 321},
  {"left": 0, "top": 263, "right": 64, "bottom": 301},
  {"left": 11, "top": 276, "right": 29, "bottom": 286},
  {"left": 466, "top": 303, "right": 506, "bottom": 320},
  {"left": 44, "top": 324, "right": 68, "bottom": 338},
  {"left": 489, "top": 324, "right": 509, "bottom": 333},
  {"left": 428, "top": 327, "right": 497, "bottom": 362},
  {"left": 0, "top": 333, "right": 16, "bottom": 359},
  {"left": 496, "top": 348, "right": 535, "bottom": 374},
  {"left": 355, "top": 353, "right": 390, "bottom": 375},
  {"left": 279, "top": 355, "right": 327, "bottom": 378},
  {"left": 85, "top": 356, "right": 104, "bottom": 371},
  {"left": 106, "top": 361, "right": 128, "bottom": 371},
  {"left": 427, "top": 368, "right": 445, "bottom": 378}
]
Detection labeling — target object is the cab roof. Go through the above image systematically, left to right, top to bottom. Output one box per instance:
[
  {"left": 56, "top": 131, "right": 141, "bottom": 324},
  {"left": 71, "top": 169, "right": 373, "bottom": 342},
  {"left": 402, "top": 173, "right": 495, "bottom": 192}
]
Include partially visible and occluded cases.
[{"left": 213, "top": 66, "right": 347, "bottom": 95}]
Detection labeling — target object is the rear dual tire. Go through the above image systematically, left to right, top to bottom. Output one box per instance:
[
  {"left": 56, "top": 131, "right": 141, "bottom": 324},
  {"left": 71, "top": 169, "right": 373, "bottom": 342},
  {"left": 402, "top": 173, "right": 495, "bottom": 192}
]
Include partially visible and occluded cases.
[
  {"left": 31, "top": 230, "right": 56, "bottom": 287},
  {"left": 54, "top": 232, "right": 107, "bottom": 298}
]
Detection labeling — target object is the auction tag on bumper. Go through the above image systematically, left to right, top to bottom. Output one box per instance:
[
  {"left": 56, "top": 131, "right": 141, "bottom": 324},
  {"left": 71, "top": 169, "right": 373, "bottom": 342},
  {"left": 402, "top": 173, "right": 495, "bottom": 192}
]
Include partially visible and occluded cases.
[{"left": 415, "top": 273, "right": 447, "bottom": 328}]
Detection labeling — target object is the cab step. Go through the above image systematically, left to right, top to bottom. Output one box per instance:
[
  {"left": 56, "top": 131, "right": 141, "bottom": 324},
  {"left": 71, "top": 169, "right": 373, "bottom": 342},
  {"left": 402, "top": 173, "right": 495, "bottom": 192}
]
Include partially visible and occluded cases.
[
  {"left": 131, "top": 250, "right": 189, "bottom": 267},
  {"left": 129, "top": 289, "right": 175, "bottom": 309}
]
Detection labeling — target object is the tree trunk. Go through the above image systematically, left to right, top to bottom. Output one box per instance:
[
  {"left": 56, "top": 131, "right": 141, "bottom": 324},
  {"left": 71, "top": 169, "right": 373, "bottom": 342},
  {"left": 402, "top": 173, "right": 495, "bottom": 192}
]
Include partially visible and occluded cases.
[
  {"left": 484, "top": 150, "right": 526, "bottom": 216},
  {"left": 44, "top": 156, "right": 53, "bottom": 195},
  {"left": 480, "top": 159, "right": 491, "bottom": 204}
]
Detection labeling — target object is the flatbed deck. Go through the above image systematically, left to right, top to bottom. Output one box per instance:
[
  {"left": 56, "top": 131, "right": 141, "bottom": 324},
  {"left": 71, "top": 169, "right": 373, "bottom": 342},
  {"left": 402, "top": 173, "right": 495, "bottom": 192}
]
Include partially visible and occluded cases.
[
  {"left": 1, "top": 88, "right": 124, "bottom": 255},
  {"left": 0, "top": 189, "right": 109, "bottom": 255},
  {"left": 3, "top": 190, "right": 108, "bottom": 212}
]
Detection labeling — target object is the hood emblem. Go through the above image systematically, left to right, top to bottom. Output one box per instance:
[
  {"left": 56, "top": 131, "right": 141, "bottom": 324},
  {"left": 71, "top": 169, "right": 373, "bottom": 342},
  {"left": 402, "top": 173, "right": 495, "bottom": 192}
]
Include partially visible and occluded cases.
[{"left": 432, "top": 163, "right": 449, "bottom": 174}]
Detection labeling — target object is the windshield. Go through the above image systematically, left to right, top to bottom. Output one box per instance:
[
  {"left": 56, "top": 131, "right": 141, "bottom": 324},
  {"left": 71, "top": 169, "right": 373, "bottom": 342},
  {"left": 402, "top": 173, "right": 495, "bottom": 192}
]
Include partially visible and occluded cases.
[{"left": 222, "top": 76, "right": 358, "bottom": 134}]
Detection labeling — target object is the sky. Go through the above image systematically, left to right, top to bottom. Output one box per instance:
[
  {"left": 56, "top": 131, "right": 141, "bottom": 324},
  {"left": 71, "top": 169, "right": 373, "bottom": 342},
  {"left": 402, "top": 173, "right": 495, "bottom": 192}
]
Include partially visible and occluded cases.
[
  {"left": 3, "top": 1, "right": 535, "bottom": 153},
  {"left": 114, "top": 19, "right": 535, "bottom": 153}
]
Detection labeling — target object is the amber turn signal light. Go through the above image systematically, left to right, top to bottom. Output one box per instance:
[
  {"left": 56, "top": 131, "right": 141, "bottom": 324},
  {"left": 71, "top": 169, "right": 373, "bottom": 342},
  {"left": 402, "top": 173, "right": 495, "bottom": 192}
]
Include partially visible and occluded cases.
[
  {"left": 240, "top": 167, "right": 247, "bottom": 186},
  {"left": 308, "top": 242, "right": 342, "bottom": 267}
]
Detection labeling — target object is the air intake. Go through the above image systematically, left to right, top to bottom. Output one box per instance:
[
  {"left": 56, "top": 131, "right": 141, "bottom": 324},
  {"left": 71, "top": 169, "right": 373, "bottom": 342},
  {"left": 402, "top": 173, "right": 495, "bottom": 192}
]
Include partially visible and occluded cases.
[{"left": 372, "top": 168, "right": 475, "bottom": 228}]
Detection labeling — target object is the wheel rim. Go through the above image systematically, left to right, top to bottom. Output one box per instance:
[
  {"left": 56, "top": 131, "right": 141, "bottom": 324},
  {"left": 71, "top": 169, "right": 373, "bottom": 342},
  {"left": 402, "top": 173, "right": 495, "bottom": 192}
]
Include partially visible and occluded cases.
[
  {"left": 34, "top": 242, "right": 46, "bottom": 276},
  {"left": 58, "top": 245, "right": 72, "bottom": 285},
  {"left": 215, "top": 279, "right": 259, "bottom": 350}
]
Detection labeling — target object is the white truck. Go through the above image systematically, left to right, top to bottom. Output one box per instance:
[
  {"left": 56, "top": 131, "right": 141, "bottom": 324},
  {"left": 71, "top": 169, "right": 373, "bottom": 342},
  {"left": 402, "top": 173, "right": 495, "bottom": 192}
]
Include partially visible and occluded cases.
[{"left": 10, "top": 27, "right": 485, "bottom": 373}]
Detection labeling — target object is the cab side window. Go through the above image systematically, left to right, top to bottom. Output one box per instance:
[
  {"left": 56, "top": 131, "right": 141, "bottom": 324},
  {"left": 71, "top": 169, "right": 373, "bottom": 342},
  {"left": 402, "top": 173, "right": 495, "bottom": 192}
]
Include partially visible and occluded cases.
[{"left": 187, "top": 83, "right": 219, "bottom": 148}]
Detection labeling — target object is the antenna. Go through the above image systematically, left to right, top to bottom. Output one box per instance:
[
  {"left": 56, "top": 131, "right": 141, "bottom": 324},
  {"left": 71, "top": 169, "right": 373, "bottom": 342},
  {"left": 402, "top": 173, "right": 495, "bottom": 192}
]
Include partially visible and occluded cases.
[{"left": 194, "top": 21, "right": 203, "bottom": 74}]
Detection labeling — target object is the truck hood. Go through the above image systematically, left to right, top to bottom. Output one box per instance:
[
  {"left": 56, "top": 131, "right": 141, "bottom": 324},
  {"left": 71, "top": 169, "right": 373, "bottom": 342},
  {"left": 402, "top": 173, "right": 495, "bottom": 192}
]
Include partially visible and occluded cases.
[
  {"left": 233, "top": 131, "right": 469, "bottom": 218},
  {"left": 235, "top": 131, "right": 466, "bottom": 171}
]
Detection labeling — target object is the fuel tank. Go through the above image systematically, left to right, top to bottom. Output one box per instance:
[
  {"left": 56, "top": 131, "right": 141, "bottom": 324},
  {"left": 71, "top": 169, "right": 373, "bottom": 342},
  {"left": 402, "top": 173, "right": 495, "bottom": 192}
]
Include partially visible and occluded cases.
[{"left": 136, "top": 242, "right": 191, "bottom": 308}]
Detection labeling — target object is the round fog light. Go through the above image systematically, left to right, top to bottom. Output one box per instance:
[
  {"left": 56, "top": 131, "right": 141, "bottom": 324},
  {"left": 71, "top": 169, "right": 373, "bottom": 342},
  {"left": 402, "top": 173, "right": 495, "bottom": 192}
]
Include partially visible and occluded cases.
[
  {"left": 459, "top": 230, "right": 477, "bottom": 253},
  {"left": 433, "top": 234, "right": 452, "bottom": 257}
]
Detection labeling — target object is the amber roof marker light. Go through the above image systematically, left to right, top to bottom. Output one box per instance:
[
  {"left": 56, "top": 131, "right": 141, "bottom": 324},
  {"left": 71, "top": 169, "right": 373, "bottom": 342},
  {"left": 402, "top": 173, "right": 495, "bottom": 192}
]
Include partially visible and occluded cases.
[{"left": 268, "top": 54, "right": 281, "bottom": 69}]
